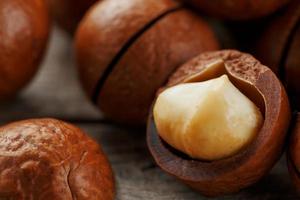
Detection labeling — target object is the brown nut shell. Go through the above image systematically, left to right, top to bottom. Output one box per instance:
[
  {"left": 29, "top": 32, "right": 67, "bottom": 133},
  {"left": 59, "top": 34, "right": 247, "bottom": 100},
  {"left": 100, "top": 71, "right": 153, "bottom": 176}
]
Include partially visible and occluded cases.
[
  {"left": 0, "top": 0, "right": 50, "bottom": 99},
  {"left": 46, "top": 0, "right": 98, "bottom": 33},
  {"left": 76, "top": 0, "right": 220, "bottom": 125},
  {"left": 76, "top": 0, "right": 180, "bottom": 98},
  {"left": 183, "top": 0, "right": 290, "bottom": 20},
  {"left": 256, "top": 0, "right": 300, "bottom": 109},
  {"left": 98, "top": 10, "right": 220, "bottom": 124},
  {"left": 147, "top": 50, "right": 291, "bottom": 196},
  {"left": 288, "top": 113, "right": 300, "bottom": 195},
  {"left": 0, "top": 118, "right": 115, "bottom": 200}
]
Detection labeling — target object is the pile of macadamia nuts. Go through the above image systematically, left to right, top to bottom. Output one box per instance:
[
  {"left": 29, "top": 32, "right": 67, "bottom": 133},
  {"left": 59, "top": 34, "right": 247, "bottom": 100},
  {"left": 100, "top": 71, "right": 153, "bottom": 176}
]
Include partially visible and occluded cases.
[{"left": 0, "top": 0, "right": 300, "bottom": 198}]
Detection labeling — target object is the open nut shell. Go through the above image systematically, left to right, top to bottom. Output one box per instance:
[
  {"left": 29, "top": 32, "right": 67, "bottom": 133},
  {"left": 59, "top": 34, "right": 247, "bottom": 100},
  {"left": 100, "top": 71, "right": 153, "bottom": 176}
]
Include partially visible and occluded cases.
[{"left": 147, "top": 50, "right": 291, "bottom": 196}]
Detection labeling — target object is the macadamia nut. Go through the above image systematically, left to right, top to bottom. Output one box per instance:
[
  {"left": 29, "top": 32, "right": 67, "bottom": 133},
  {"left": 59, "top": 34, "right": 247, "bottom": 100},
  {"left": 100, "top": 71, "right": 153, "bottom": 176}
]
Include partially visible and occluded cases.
[{"left": 154, "top": 75, "right": 263, "bottom": 160}]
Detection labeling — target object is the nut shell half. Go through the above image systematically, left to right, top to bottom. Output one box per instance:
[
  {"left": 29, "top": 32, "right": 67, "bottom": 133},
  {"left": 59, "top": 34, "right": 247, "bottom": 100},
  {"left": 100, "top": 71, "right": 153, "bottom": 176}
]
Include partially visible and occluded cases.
[
  {"left": 0, "top": 0, "right": 50, "bottom": 99},
  {"left": 147, "top": 50, "right": 291, "bottom": 196},
  {"left": 0, "top": 118, "right": 115, "bottom": 200}
]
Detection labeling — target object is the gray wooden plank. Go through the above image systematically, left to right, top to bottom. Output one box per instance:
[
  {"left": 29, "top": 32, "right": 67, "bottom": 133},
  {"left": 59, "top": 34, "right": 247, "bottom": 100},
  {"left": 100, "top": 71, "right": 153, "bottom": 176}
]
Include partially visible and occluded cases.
[
  {"left": 0, "top": 28, "right": 102, "bottom": 122},
  {"left": 80, "top": 123, "right": 298, "bottom": 200}
]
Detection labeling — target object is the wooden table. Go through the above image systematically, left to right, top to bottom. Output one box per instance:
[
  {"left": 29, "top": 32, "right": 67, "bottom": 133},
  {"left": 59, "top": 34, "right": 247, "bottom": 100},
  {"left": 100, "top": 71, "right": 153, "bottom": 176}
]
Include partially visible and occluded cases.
[{"left": 2, "top": 27, "right": 297, "bottom": 200}]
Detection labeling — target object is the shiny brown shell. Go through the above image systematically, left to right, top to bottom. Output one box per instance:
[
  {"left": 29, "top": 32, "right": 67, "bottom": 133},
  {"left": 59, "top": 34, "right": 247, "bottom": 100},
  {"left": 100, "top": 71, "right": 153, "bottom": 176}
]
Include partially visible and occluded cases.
[
  {"left": 0, "top": 0, "right": 50, "bottom": 99},
  {"left": 46, "top": 0, "right": 98, "bottom": 33},
  {"left": 75, "top": 0, "right": 220, "bottom": 125},
  {"left": 183, "top": 0, "right": 290, "bottom": 20},
  {"left": 256, "top": 0, "right": 300, "bottom": 109},
  {"left": 147, "top": 50, "right": 291, "bottom": 196},
  {"left": 288, "top": 113, "right": 300, "bottom": 195},
  {"left": 0, "top": 118, "right": 115, "bottom": 200}
]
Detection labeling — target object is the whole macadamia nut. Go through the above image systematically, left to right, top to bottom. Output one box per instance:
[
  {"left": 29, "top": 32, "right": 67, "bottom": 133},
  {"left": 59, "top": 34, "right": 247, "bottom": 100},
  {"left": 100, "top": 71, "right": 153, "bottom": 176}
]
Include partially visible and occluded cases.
[
  {"left": 0, "top": 0, "right": 49, "bottom": 99},
  {"left": 47, "top": 0, "right": 98, "bottom": 33},
  {"left": 75, "top": 0, "right": 220, "bottom": 125},
  {"left": 0, "top": 118, "right": 115, "bottom": 200}
]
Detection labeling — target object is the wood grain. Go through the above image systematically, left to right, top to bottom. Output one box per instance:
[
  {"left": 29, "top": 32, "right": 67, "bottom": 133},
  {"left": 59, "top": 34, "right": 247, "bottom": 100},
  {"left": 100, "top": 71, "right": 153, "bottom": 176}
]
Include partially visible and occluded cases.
[{"left": 0, "top": 27, "right": 297, "bottom": 199}]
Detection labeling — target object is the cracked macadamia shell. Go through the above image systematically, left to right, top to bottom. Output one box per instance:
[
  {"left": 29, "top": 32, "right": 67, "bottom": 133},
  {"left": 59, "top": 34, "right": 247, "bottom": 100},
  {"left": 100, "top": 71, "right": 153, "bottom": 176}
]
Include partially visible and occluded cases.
[
  {"left": 0, "top": 0, "right": 49, "bottom": 99},
  {"left": 46, "top": 0, "right": 98, "bottom": 33},
  {"left": 75, "top": 0, "right": 220, "bottom": 125},
  {"left": 183, "top": 0, "right": 290, "bottom": 20},
  {"left": 147, "top": 50, "right": 291, "bottom": 196},
  {"left": 288, "top": 114, "right": 300, "bottom": 195},
  {"left": 0, "top": 118, "right": 115, "bottom": 200}
]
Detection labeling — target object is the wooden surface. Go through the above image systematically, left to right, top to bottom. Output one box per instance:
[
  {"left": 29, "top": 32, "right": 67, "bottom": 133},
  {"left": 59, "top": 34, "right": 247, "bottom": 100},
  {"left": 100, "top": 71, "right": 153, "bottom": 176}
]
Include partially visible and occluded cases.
[{"left": 1, "top": 27, "right": 298, "bottom": 199}]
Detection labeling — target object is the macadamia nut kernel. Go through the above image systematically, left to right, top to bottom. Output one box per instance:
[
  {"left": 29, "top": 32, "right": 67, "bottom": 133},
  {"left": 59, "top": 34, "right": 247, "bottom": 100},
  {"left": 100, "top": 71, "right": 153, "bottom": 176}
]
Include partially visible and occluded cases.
[{"left": 153, "top": 75, "right": 263, "bottom": 161}]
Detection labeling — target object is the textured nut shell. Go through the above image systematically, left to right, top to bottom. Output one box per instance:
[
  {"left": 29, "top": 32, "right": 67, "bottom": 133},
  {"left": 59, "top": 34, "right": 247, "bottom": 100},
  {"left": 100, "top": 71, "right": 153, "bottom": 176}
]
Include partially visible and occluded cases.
[
  {"left": 0, "top": 0, "right": 49, "bottom": 99},
  {"left": 47, "top": 0, "right": 97, "bottom": 33},
  {"left": 75, "top": 0, "right": 180, "bottom": 98},
  {"left": 184, "top": 0, "right": 290, "bottom": 20},
  {"left": 256, "top": 0, "right": 300, "bottom": 75},
  {"left": 98, "top": 9, "right": 219, "bottom": 124},
  {"left": 285, "top": 26, "right": 300, "bottom": 109},
  {"left": 147, "top": 50, "right": 291, "bottom": 196},
  {"left": 288, "top": 114, "right": 300, "bottom": 194},
  {"left": 0, "top": 118, "right": 114, "bottom": 200}
]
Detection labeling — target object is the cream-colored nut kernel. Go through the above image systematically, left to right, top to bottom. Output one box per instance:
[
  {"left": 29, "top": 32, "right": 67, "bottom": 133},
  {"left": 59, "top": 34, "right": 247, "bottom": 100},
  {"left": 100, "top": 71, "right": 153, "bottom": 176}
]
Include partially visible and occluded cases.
[{"left": 153, "top": 75, "right": 263, "bottom": 161}]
